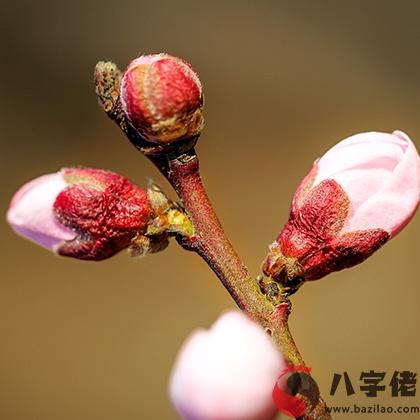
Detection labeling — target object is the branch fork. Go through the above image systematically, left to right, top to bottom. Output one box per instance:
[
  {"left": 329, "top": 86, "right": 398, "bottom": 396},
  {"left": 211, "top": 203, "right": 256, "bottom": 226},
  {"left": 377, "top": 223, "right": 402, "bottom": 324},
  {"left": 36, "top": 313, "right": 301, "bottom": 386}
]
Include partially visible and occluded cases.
[{"left": 94, "top": 60, "right": 331, "bottom": 419}]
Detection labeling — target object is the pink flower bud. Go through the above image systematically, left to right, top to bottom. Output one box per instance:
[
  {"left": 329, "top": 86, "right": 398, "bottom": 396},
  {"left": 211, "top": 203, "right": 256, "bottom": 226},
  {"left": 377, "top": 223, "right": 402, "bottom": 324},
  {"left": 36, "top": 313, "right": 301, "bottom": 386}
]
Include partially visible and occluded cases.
[
  {"left": 120, "top": 53, "right": 204, "bottom": 144},
  {"left": 264, "top": 131, "right": 420, "bottom": 285},
  {"left": 7, "top": 168, "right": 151, "bottom": 260},
  {"left": 169, "top": 311, "right": 286, "bottom": 420}
]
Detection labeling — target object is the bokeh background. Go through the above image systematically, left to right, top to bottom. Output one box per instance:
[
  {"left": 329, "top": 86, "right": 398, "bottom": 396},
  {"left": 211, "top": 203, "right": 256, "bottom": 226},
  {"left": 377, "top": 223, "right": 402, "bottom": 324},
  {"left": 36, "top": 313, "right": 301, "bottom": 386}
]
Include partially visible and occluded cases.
[{"left": 1, "top": 1, "right": 419, "bottom": 418}]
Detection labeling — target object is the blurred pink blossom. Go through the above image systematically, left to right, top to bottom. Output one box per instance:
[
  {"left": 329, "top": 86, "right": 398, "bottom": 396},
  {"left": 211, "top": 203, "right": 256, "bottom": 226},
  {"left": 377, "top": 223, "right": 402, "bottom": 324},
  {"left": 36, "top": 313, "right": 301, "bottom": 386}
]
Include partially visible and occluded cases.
[{"left": 169, "top": 311, "right": 286, "bottom": 420}]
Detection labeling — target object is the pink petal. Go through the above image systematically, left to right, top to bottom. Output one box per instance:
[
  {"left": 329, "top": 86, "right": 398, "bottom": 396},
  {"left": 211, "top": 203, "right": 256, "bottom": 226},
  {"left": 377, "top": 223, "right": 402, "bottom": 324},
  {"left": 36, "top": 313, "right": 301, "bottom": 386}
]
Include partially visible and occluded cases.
[
  {"left": 342, "top": 131, "right": 420, "bottom": 235},
  {"left": 315, "top": 132, "right": 405, "bottom": 185},
  {"left": 330, "top": 168, "right": 392, "bottom": 217},
  {"left": 7, "top": 172, "right": 77, "bottom": 250},
  {"left": 169, "top": 311, "right": 285, "bottom": 420}
]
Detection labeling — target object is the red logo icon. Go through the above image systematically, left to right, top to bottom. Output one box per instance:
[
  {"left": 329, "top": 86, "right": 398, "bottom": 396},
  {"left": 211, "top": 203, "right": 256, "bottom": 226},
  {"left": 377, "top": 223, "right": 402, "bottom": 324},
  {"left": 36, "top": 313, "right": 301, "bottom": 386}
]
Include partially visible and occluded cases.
[{"left": 273, "top": 365, "right": 320, "bottom": 417}]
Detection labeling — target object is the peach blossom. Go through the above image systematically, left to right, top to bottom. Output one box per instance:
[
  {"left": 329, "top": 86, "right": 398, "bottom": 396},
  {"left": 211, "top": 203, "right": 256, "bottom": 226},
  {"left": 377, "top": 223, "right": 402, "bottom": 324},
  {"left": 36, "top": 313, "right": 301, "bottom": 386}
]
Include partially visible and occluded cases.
[{"left": 169, "top": 311, "right": 286, "bottom": 420}]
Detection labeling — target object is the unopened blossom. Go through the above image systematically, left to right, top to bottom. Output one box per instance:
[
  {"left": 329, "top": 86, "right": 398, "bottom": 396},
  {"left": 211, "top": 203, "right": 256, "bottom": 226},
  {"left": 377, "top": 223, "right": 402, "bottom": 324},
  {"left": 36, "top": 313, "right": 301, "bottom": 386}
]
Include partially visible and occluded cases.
[
  {"left": 120, "top": 53, "right": 204, "bottom": 144},
  {"left": 263, "top": 130, "right": 420, "bottom": 286},
  {"left": 7, "top": 168, "right": 151, "bottom": 260},
  {"left": 169, "top": 311, "right": 286, "bottom": 420}
]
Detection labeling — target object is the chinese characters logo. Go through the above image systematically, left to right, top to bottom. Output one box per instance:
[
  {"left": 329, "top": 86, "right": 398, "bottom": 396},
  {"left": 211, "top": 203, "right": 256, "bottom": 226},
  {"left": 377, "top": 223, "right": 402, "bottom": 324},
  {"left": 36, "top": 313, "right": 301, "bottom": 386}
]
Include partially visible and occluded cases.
[{"left": 330, "top": 370, "right": 417, "bottom": 397}]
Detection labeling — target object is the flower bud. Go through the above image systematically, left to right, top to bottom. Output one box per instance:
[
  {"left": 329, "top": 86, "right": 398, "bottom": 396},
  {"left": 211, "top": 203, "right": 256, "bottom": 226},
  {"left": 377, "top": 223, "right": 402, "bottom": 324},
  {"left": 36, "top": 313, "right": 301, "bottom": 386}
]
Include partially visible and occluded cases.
[
  {"left": 120, "top": 53, "right": 204, "bottom": 144},
  {"left": 263, "top": 131, "right": 420, "bottom": 286},
  {"left": 7, "top": 168, "right": 151, "bottom": 260},
  {"left": 169, "top": 311, "right": 286, "bottom": 420}
]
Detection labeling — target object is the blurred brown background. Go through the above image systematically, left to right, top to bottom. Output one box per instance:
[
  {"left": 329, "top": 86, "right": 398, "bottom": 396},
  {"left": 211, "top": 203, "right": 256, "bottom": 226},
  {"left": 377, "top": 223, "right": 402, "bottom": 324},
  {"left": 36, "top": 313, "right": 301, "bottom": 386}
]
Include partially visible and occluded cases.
[{"left": 1, "top": 0, "right": 419, "bottom": 419}]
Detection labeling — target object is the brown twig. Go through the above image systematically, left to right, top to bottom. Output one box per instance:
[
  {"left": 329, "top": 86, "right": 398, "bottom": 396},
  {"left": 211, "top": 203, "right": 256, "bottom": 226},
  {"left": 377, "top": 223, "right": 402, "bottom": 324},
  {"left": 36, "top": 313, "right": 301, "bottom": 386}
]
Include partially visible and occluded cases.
[{"left": 94, "top": 60, "right": 331, "bottom": 420}]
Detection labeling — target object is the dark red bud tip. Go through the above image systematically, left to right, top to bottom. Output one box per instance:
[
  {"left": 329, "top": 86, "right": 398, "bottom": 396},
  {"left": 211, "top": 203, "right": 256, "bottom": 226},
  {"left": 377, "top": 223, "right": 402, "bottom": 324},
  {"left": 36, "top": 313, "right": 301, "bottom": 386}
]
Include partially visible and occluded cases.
[{"left": 120, "top": 53, "right": 204, "bottom": 144}]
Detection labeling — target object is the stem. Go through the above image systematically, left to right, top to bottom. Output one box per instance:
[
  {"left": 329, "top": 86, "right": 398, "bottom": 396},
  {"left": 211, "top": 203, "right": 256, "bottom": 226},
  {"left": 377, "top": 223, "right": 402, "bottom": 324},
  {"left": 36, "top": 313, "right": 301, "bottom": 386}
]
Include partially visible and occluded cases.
[
  {"left": 94, "top": 61, "right": 331, "bottom": 419},
  {"left": 153, "top": 150, "right": 331, "bottom": 420},
  {"left": 163, "top": 152, "right": 272, "bottom": 319}
]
